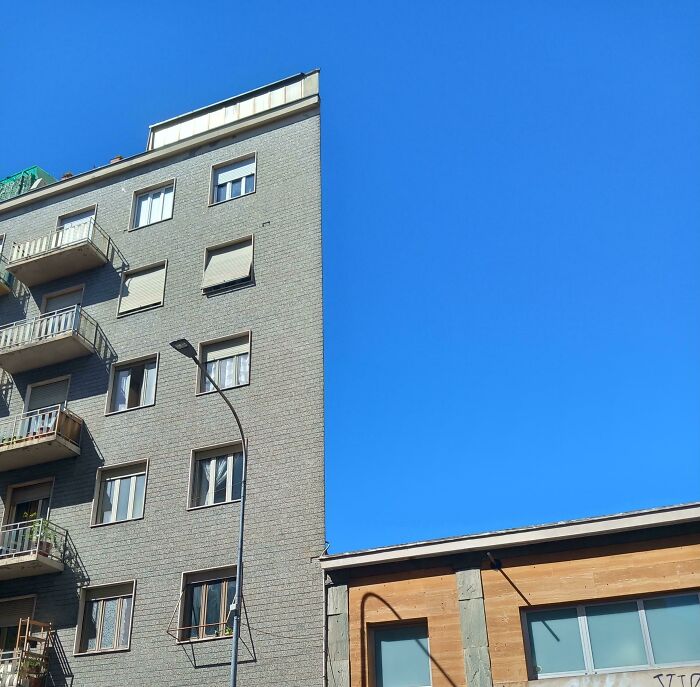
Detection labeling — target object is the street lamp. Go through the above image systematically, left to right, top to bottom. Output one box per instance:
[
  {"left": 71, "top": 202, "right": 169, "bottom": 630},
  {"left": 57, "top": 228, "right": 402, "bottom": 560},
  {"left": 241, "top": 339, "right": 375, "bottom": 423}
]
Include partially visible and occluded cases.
[{"left": 170, "top": 338, "right": 247, "bottom": 687}]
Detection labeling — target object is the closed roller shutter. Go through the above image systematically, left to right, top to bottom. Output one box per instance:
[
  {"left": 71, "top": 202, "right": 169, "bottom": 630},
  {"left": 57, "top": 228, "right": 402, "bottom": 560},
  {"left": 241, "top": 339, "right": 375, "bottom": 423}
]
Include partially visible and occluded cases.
[
  {"left": 202, "top": 239, "right": 253, "bottom": 289},
  {"left": 119, "top": 264, "right": 166, "bottom": 314},
  {"left": 203, "top": 336, "right": 249, "bottom": 363},
  {"left": 27, "top": 378, "right": 69, "bottom": 411},
  {"left": 0, "top": 597, "right": 35, "bottom": 628}
]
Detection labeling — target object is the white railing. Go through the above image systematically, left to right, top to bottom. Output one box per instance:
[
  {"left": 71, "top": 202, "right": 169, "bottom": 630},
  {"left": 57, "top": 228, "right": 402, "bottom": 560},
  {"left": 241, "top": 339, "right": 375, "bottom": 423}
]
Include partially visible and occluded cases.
[
  {"left": 9, "top": 218, "right": 110, "bottom": 264},
  {"left": 0, "top": 305, "right": 96, "bottom": 352},
  {"left": 0, "top": 404, "right": 82, "bottom": 452},
  {"left": 0, "top": 519, "right": 67, "bottom": 563},
  {"left": 0, "top": 653, "right": 19, "bottom": 687}
]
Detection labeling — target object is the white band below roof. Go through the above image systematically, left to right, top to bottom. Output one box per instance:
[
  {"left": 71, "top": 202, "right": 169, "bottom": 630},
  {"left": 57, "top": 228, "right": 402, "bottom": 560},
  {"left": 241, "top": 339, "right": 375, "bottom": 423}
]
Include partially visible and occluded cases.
[{"left": 320, "top": 502, "right": 700, "bottom": 570}]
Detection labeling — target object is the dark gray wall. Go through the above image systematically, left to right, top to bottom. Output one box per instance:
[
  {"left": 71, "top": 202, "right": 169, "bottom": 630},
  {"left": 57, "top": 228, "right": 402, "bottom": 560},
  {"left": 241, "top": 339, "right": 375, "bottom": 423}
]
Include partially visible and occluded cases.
[{"left": 0, "top": 108, "right": 324, "bottom": 686}]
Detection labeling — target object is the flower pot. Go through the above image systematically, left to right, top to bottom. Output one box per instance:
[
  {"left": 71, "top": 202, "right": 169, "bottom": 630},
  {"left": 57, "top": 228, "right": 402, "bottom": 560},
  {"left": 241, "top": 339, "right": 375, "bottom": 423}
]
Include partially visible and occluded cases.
[
  {"left": 37, "top": 540, "right": 52, "bottom": 557},
  {"left": 26, "top": 675, "right": 46, "bottom": 687}
]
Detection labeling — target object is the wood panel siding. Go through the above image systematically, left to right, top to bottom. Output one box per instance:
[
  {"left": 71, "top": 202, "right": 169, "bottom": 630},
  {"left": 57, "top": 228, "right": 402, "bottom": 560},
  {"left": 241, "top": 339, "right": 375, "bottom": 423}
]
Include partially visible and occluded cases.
[
  {"left": 481, "top": 534, "right": 700, "bottom": 686},
  {"left": 348, "top": 568, "right": 466, "bottom": 687}
]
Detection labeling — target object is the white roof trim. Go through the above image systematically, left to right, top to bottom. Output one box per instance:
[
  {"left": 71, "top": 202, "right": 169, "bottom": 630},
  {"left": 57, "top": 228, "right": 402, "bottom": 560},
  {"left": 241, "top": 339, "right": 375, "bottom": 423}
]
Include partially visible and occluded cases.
[{"left": 320, "top": 502, "right": 700, "bottom": 571}]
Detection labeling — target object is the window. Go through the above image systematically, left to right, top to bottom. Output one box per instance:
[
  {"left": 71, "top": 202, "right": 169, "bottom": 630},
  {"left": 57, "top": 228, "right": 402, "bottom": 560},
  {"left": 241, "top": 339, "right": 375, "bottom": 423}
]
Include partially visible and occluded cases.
[
  {"left": 212, "top": 157, "right": 255, "bottom": 204},
  {"left": 133, "top": 183, "right": 174, "bottom": 229},
  {"left": 58, "top": 208, "right": 95, "bottom": 244},
  {"left": 202, "top": 237, "right": 253, "bottom": 291},
  {"left": 118, "top": 262, "right": 166, "bottom": 315},
  {"left": 42, "top": 287, "right": 82, "bottom": 314},
  {"left": 199, "top": 334, "right": 250, "bottom": 393},
  {"left": 108, "top": 356, "right": 157, "bottom": 413},
  {"left": 189, "top": 445, "right": 243, "bottom": 508},
  {"left": 94, "top": 462, "right": 147, "bottom": 525},
  {"left": 6, "top": 482, "right": 52, "bottom": 525},
  {"left": 180, "top": 568, "right": 236, "bottom": 641},
  {"left": 76, "top": 582, "right": 134, "bottom": 654},
  {"left": 525, "top": 593, "right": 700, "bottom": 678},
  {"left": 0, "top": 596, "right": 35, "bottom": 659},
  {"left": 373, "top": 623, "right": 432, "bottom": 687}
]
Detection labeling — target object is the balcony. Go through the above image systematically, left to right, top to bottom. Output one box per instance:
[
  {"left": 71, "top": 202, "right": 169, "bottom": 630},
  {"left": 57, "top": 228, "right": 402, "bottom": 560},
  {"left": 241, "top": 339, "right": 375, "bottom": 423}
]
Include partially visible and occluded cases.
[
  {"left": 7, "top": 218, "right": 111, "bottom": 286},
  {"left": 0, "top": 264, "right": 13, "bottom": 297},
  {"left": 0, "top": 306, "right": 99, "bottom": 374},
  {"left": 0, "top": 405, "right": 82, "bottom": 472},
  {"left": 0, "top": 520, "right": 67, "bottom": 580},
  {"left": 0, "top": 618, "right": 52, "bottom": 687}
]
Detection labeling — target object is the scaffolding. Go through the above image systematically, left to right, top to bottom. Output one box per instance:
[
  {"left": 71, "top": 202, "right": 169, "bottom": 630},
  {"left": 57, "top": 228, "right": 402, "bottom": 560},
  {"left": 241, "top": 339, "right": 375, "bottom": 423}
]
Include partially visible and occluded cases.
[{"left": 0, "top": 167, "right": 55, "bottom": 203}]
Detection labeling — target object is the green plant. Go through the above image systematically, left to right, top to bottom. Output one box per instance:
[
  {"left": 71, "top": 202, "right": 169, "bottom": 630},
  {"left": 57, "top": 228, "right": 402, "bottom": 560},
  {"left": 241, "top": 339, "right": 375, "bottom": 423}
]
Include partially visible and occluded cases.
[
  {"left": 22, "top": 514, "right": 59, "bottom": 550},
  {"left": 20, "top": 655, "right": 45, "bottom": 676}
]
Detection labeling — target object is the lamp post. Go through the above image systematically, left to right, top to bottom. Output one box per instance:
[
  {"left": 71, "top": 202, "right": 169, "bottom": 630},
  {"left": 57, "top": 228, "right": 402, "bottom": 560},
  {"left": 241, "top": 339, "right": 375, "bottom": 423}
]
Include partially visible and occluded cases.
[{"left": 170, "top": 338, "right": 247, "bottom": 687}]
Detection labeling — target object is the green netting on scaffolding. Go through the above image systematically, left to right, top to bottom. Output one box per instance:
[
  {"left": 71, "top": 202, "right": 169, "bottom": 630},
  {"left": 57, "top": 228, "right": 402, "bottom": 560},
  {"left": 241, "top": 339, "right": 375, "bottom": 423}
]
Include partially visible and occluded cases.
[{"left": 0, "top": 166, "right": 56, "bottom": 202}]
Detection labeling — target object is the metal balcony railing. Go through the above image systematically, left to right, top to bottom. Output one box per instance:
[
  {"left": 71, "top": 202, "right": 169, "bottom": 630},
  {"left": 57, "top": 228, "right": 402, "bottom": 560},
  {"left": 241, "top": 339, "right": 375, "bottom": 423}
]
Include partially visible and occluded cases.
[
  {"left": 8, "top": 218, "right": 110, "bottom": 265},
  {"left": 0, "top": 305, "right": 98, "bottom": 353},
  {"left": 0, "top": 405, "right": 82, "bottom": 451},
  {"left": 0, "top": 519, "right": 67, "bottom": 564},
  {"left": 0, "top": 618, "right": 52, "bottom": 687}
]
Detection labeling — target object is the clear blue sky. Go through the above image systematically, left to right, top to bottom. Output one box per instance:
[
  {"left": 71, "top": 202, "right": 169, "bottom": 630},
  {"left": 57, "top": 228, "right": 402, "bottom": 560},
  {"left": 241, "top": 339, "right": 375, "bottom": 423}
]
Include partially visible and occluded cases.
[{"left": 2, "top": 2, "right": 699, "bottom": 553}]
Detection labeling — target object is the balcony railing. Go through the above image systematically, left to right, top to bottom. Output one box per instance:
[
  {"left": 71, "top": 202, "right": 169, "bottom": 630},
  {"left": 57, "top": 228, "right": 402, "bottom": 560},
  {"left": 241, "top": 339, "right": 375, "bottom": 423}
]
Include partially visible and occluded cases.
[
  {"left": 7, "top": 218, "right": 111, "bottom": 286},
  {"left": 0, "top": 261, "right": 13, "bottom": 296},
  {"left": 0, "top": 305, "right": 99, "bottom": 373},
  {"left": 0, "top": 519, "right": 67, "bottom": 581},
  {"left": 0, "top": 618, "right": 52, "bottom": 687}
]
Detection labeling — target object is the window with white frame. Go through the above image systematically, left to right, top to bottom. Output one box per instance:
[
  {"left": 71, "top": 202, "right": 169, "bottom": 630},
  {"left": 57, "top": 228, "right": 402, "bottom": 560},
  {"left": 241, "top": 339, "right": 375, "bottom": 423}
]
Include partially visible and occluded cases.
[
  {"left": 212, "top": 157, "right": 255, "bottom": 204},
  {"left": 133, "top": 183, "right": 174, "bottom": 229},
  {"left": 202, "top": 237, "right": 253, "bottom": 291},
  {"left": 118, "top": 262, "right": 167, "bottom": 315},
  {"left": 199, "top": 334, "right": 250, "bottom": 393},
  {"left": 108, "top": 357, "right": 157, "bottom": 413},
  {"left": 190, "top": 445, "right": 243, "bottom": 508},
  {"left": 95, "top": 462, "right": 147, "bottom": 525},
  {"left": 180, "top": 568, "right": 236, "bottom": 641},
  {"left": 77, "top": 582, "right": 134, "bottom": 654},
  {"left": 525, "top": 593, "right": 700, "bottom": 678},
  {"left": 372, "top": 623, "right": 432, "bottom": 687}
]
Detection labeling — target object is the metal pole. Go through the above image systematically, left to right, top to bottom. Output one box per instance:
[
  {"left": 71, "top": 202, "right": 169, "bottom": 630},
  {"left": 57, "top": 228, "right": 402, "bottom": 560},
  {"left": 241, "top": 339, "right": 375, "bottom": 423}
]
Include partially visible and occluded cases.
[{"left": 191, "top": 356, "right": 247, "bottom": 687}]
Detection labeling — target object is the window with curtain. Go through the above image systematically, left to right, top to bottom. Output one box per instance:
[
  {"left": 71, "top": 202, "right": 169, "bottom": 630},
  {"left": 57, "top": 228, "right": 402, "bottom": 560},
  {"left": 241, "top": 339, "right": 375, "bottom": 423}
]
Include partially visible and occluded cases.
[
  {"left": 212, "top": 157, "right": 256, "bottom": 203},
  {"left": 133, "top": 184, "right": 175, "bottom": 229},
  {"left": 202, "top": 237, "right": 253, "bottom": 290},
  {"left": 118, "top": 263, "right": 166, "bottom": 315},
  {"left": 199, "top": 335, "right": 250, "bottom": 393},
  {"left": 109, "top": 357, "right": 157, "bottom": 412},
  {"left": 191, "top": 447, "right": 243, "bottom": 508},
  {"left": 96, "top": 462, "right": 147, "bottom": 525},
  {"left": 181, "top": 568, "right": 236, "bottom": 641},
  {"left": 78, "top": 582, "right": 134, "bottom": 653},
  {"left": 526, "top": 593, "right": 700, "bottom": 678},
  {"left": 373, "top": 623, "right": 432, "bottom": 687}
]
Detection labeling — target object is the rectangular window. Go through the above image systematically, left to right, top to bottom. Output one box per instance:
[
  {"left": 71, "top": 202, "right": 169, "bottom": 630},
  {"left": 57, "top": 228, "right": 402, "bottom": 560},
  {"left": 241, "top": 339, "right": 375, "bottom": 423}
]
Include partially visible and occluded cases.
[
  {"left": 212, "top": 157, "right": 255, "bottom": 204},
  {"left": 133, "top": 183, "right": 175, "bottom": 229},
  {"left": 58, "top": 208, "right": 96, "bottom": 245},
  {"left": 202, "top": 237, "right": 253, "bottom": 291},
  {"left": 118, "top": 262, "right": 166, "bottom": 315},
  {"left": 199, "top": 334, "right": 250, "bottom": 393},
  {"left": 108, "top": 356, "right": 157, "bottom": 413},
  {"left": 190, "top": 446, "right": 243, "bottom": 508},
  {"left": 94, "top": 462, "right": 147, "bottom": 525},
  {"left": 180, "top": 568, "right": 236, "bottom": 641},
  {"left": 77, "top": 582, "right": 134, "bottom": 654},
  {"left": 525, "top": 593, "right": 700, "bottom": 678},
  {"left": 373, "top": 623, "right": 432, "bottom": 687}
]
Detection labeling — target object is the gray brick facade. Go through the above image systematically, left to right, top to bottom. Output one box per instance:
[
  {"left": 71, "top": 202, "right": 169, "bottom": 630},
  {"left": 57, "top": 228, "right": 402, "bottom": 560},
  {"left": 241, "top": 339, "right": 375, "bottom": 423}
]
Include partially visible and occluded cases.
[{"left": 0, "top": 90, "right": 323, "bottom": 686}]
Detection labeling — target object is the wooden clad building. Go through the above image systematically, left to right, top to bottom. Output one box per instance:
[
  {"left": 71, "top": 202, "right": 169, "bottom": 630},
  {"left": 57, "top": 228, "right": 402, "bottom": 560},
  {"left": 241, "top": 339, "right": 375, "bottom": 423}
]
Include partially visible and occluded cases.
[{"left": 322, "top": 503, "right": 700, "bottom": 687}]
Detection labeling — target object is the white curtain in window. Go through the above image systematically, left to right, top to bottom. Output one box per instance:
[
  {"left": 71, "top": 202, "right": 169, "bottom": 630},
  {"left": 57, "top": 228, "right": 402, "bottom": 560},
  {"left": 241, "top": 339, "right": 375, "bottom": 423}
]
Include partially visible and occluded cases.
[
  {"left": 135, "top": 195, "right": 151, "bottom": 228},
  {"left": 236, "top": 353, "right": 250, "bottom": 386},
  {"left": 219, "top": 357, "right": 235, "bottom": 389},
  {"left": 140, "top": 360, "right": 157, "bottom": 406},
  {"left": 114, "top": 369, "right": 131, "bottom": 412}
]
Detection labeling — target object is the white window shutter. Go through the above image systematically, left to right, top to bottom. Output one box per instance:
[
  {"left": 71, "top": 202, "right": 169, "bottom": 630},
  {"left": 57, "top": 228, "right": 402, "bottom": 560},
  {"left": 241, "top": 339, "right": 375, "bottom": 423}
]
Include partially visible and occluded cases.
[
  {"left": 215, "top": 158, "right": 255, "bottom": 185},
  {"left": 202, "top": 239, "right": 253, "bottom": 289},
  {"left": 120, "top": 264, "right": 166, "bottom": 314},
  {"left": 45, "top": 289, "right": 82, "bottom": 313},
  {"left": 203, "top": 335, "right": 250, "bottom": 363}
]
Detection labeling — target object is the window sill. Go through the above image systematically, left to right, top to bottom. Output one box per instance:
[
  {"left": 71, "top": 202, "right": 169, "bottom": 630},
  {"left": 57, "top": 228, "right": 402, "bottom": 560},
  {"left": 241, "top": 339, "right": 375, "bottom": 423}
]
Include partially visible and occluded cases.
[
  {"left": 207, "top": 189, "right": 255, "bottom": 208},
  {"left": 128, "top": 216, "right": 173, "bottom": 232},
  {"left": 116, "top": 302, "right": 164, "bottom": 319},
  {"left": 195, "top": 382, "right": 249, "bottom": 397},
  {"left": 105, "top": 402, "right": 155, "bottom": 417},
  {"left": 187, "top": 499, "right": 241, "bottom": 512},
  {"left": 90, "top": 515, "right": 145, "bottom": 529},
  {"left": 74, "top": 646, "right": 131, "bottom": 657},
  {"left": 533, "top": 663, "right": 700, "bottom": 680}
]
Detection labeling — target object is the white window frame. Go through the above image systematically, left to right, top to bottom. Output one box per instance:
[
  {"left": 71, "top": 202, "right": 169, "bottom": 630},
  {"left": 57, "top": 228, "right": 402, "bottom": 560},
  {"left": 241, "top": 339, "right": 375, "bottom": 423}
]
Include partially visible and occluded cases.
[
  {"left": 209, "top": 153, "right": 257, "bottom": 206},
  {"left": 130, "top": 179, "right": 176, "bottom": 230},
  {"left": 116, "top": 260, "right": 168, "bottom": 317},
  {"left": 196, "top": 332, "right": 251, "bottom": 396},
  {"left": 105, "top": 353, "right": 159, "bottom": 415},
  {"left": 187, "top": 442, "right": 243, "bottom": 510},
  {"left": 91, "top": 459, "right": 149, "bottom": 527},
  {"left": 74, "top": 580, "right": 135, "bottom": 656},
  {"left": 523, "top": 591, "right": 700, "bottom": 679}
]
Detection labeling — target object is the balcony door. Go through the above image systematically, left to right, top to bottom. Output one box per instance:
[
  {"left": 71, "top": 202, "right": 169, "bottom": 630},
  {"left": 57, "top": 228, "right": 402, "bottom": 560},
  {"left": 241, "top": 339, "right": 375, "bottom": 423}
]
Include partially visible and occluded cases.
[
  {"left": 57, "top": 208, "right": 95, "bottom": 246},
  {"left": 39, "top": 287, "right": 83, "bottom": 339},
  {"left": 23, "top": 377, "right": 69, "bottom": 438},
  {"left": 7, "top": 482, "right": 52, "bottom": 525},
  {"left": 0, "top": 596, "right": 35, "bottom": 660}
]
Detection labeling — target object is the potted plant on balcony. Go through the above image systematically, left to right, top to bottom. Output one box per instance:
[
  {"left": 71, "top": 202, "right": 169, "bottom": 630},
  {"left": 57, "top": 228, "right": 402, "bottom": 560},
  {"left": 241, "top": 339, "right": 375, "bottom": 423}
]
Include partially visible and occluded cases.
[
  {"left": 23, "top": 513, "right": 59, "bottom": 557},
  {"left": 20, "top": 655, "right": 46, "bottom": 687}
]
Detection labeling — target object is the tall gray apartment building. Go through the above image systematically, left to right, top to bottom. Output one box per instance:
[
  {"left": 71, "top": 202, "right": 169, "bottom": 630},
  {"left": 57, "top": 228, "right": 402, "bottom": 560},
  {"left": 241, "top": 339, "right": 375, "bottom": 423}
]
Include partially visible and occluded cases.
[{"left": 0, "top": 71, "right": 323, "bottom": 686}]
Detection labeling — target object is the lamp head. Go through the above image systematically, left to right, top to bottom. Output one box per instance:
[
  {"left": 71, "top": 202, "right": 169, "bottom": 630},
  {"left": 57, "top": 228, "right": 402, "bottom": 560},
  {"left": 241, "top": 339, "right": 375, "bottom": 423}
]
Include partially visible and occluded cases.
[{"left": 170, "top": 338, "right": 197, "bottom": 360}]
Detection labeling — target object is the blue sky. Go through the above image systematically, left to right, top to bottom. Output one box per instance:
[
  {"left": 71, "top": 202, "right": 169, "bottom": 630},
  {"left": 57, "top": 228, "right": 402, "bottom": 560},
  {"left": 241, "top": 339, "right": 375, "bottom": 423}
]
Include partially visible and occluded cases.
[{"left": 2, "top": 2, "right": 699, "bottom": 553}]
